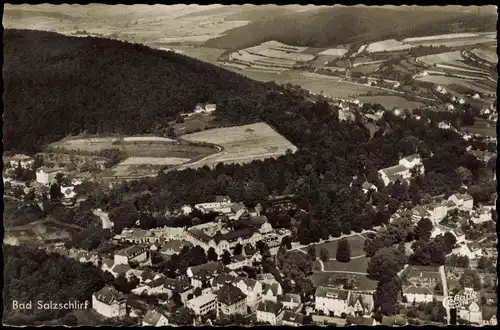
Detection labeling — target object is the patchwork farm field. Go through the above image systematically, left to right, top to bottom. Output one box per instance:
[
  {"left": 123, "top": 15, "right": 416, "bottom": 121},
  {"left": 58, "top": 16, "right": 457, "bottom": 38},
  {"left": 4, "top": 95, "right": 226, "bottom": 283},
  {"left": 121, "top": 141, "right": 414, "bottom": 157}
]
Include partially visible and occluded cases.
[
  {"left": 403, "top": 32, "right": 496, "bottom": 47},
  {"left": 471, "top": 48, "right": 498, "bottom": 64},
  {"left": 416, "top": 75, "right": 494, "bottom": 95},
  {"left": 358, "top": 95, "right": 424, "bottom": 110},
  {"left": 461, "top": 118, "right": 496, "bottom": 138},
  {"left": 177, "top": 122, "right": 297, "bottom": 168}
]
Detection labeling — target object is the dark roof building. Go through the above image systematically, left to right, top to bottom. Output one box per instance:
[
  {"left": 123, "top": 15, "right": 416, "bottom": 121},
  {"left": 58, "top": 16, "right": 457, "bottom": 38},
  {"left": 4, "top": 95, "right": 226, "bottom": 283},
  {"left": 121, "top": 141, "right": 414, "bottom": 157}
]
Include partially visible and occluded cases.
[
  {"left": 217, "top": 284, "right": 247, "bottom": 306},
  {"left": 256, "top": 300, "right": 284, "bottom": 315},
  {"left": 282, "top": 310, "right": 304, "bottom": 325}
]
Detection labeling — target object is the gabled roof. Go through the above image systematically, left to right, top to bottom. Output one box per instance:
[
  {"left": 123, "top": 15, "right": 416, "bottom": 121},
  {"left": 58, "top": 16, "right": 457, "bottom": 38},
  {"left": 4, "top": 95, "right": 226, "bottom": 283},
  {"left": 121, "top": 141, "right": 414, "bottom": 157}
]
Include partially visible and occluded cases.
[
  {"left": 403, "top": 154, "right": 419, "bottom": 162},
  {"left": 379, "top": 164, "right": 408, "bottom": 178},
  {"left": 412, "top": 205, "right": 431, "bottom": 218},
  {"left": 159, "top": 240, "right": 191, "bottom": 254},
  {"left": 115, "top": 245, "right": 147, "bottom": 258},
  {"left": 102, "top": 258, "right": 114, "bottom": 268},
  {"left": 189, "top": 262, "right": 224, "bottom": 278},
  {"left": 112, "top": 264, "right": 132, "bottom": 275},
  {"left": 213, "top": 272, "right": 235, "bottom": 286},
  {"left": 256, "top": 273, "right": 275, "bottom": 282},
  {"left": 164, "top": 275, "right": 191, "bottom": 293},
  {"left": 263, "top": 283, "right": 281, "bottom": 296},
  {"left": 217, "top": 284, "right": 246, "bottom": 305},
  {"left": 94, "top": 285, "right": 126, "bottom": 305},
  {"left": 315, "top": 286, "right": 349, "bottom": 300},
  {"left": 348, "top": 292, "right": 374, "bottom": 311},
  {"left": 256, "top": 300, "right": 283, "bottom": 315},
  {"left": 143, "top": 310, "right": 166, "bottom": 325},
  {"left": 282, "top": 310, "right": 304, "bottom": 324}
]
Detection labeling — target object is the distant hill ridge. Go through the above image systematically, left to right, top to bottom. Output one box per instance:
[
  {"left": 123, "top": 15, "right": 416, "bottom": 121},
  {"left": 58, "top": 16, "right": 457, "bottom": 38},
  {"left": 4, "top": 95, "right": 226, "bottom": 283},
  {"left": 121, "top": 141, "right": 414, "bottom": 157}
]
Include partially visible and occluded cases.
[{"left": 204, "top": 6, "right": 497, "bottom": 50}]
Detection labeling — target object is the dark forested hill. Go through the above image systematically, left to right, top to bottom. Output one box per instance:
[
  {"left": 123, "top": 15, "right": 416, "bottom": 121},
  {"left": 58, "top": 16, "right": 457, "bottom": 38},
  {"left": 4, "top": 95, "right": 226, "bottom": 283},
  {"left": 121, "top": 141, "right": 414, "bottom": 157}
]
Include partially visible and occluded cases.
[
  {"left": 204, "top": 6, "right": 497, "bottom": 50},
  {"left": 3, "top": 29, "right": 274, "bottom": 153},
  {"left": 3, "top": 245, "right": 113, "bottom": 325}
]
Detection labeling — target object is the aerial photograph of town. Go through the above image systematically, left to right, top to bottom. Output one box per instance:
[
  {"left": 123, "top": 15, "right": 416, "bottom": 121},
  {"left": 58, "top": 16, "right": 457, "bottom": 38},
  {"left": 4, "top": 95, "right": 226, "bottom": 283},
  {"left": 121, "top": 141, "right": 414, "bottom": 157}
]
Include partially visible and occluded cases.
[{"left": 2, "top": 3, "right": 498, "bottom": 327}]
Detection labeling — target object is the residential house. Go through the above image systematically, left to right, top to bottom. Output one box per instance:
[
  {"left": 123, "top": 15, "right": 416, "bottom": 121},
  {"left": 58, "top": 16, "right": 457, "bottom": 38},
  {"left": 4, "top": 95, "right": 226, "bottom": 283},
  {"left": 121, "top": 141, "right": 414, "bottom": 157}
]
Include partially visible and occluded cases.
[
  {"left": 9, "top": 154, "right": 34, "bottom": 169},
  {"left": 398, "top": 154, "right": 423, "bottom": 169},
  {"left": 378, "top": 165, "right": 412, "bottom": 186},
  {"left": 36, "top": 167, "right": 63, "bottom": 185},
  {"left": 361, "top": 182, "right": 378, "bottom": 194},
  {"left": 448, "top": 193, "right": 474, "bottom": 212},
  {"left": 194, "top": 196, "right": 232, "bottom": 213},
  {"left": 423, "top": 202, "right": 448, "bottom": 224},
  {"left": 180, "top": 204, "right": 193, "bottom": 215},
  {"left": 411, "top": 205, "right": 432, "bottom": 224},
  {"left": 471, "top": 207, "right": 493, "bottom": 224},
  {"left": 159, "top": 240, "right": 192, "bottom": 257},
  {"left": 114, "top": 245, "right": 150, "bottom": 266},
  {"left": 227, "top": 254, "right": 253, "bottom": 270},
  {"left": 186, "top": 262, "right": 225, "bottom": 288},
  {"left": 401, "top": 266, "right": 441, "bottom": 288},
  {"left": 212, "top": 272, "right": 235, "bottom": 291},
  {"left": 257, "top": 273, "right": 277, "bottom": 285},
  {"left": 164, "top": 275, "right": 193, "bottom": 303},
  {"left": 132, "top": 277, "right": 170, "bottom": 296},
  {"left": 233, "top": 277, "right": 263, "bottom": 311},
  {"left": 262, "top": 282, "right": 283, "bottom": 302},
  {"left": 216, "top": 284, "right": 247, "bottom": 317},
  {"left": 92, "top": 285, "right": 127, "bottom": 318},
  {"left": 403, "top": 286, "right": 433, "bottom": 303},
  {"left": 315, "top": 287, "right": 349, "bottom": 317},
  {"left": 347, "top": 292, "right": 374, "bottom": 316},
  {"left": 185, "top": 293, "right": 217, "bottom": 316},
  {"left": 280, "top": 293, "right": 302, "bottom": 311},
  {"left": 458, "top": 295, "right": 482, "bottom": 324},
  {"left": 256, "top": 300, "right": 285, "bottom": 325},
  {"left": 481, "top": 306, "right": 497, "bottom": 326},
  {"left": 142, "top": 310, "right": 169, "bottom": 326},
  {"left": 281, "top": 310, "right": 304, "bottom": 326},
  {"left": 346, "top": 315, "right": 377, "bottom": 326}
]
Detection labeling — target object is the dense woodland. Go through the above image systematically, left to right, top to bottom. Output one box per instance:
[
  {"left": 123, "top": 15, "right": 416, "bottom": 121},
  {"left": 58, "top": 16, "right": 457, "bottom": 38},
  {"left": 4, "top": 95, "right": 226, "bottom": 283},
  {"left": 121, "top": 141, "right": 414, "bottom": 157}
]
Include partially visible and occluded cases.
[
  {"left": 205, "top": 7, "right": 497, "bottom": 50},
  {"left": 3, "top": 245, "right": 113, "bottom": 325}
]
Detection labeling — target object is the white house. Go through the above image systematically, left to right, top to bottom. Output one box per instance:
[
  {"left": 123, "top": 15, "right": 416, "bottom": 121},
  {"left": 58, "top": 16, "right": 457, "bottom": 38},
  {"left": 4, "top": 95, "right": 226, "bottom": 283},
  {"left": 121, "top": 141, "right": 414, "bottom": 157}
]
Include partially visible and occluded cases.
[
  {"left": 446, "top": 103, "right": 455, "bottom": 111},
  {"left": 10, "top": 154, "right": 34, "bottom": 169},
  {"left": 398, "top": 154, "right": 422, "bottom": 169},
  {"left": 378, "top": 165, "right": 411, "bottom": 186},
  {"left": 36, "top": 167, "right": 63, "bottom": 185},
  {"left": 448, "top": 193, "right": 474, "bottom": 212},
  {"left": 180, "top": 204, "right": 193, "bottom": 215},
  {"left": 471, "top": 207, "right": 493, "bottom": 224},
  {"left": 114, "top": 245, "right": 150, "bottom": 266},
  {"left": 227, "top": 255, "right": 253, "bottom": 270},
  {"left": 233, "top": 277, "right": 263, "bottom": 311},
  {"left": 262, "top": 282, "right": 283, "bottom": 302},
  {"left": 92, "top": 286, "right": 127, "bottom": 318},
  {"left": 403, "top": 286, "right": 433, "bottom": 303},
  {"left": 314, "top": 287, "right": 349, "bottom": 317},
  {"left": 347, "top": 292, "right": 374, "bottom": 316},
  {"left": 186, "top": 293, "right": 217, "bottom": 316},
  {"left": 280, "top": 293, "right": 302, "bottom": 311},
  {"left": 459, "top": 299, "right": 482, "bottom": 324},
  {"left": 256, "top": 301, "right": 285, "bottom": 325},
  {"left": 142, "top": 310, "right": 169, "bottom": 326}
]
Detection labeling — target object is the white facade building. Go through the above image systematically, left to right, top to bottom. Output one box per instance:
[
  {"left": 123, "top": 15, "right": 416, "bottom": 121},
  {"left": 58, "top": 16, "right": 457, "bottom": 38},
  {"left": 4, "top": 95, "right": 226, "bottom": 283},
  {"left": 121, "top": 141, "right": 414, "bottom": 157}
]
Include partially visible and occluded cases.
[
  {"left": 92, "top": 286, "right": 127, "bottom": 318},
  {"left": 186, "top": 293, "right": 217, "bottom": 316}
]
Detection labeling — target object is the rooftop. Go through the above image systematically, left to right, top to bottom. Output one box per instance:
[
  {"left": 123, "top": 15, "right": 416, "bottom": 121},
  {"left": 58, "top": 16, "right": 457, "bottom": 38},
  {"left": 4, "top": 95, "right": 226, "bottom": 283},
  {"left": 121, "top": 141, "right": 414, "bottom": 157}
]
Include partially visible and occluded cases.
[
  {"left": 379, "top": 164, "right": 409, "bottom": 179},
  {"left": 115, "top": 245, "right": 147, "bottom": 258},
  {"left": 189, "top": 261, "right": 224, "bottom": 278},
  {"left": 217, "top": 284, "right": 246, "bottom": 306},
  {"left": 94, "top": 285, "right": 125, "bottom": 305},
  {"left": 404, "top": 285, "right": 433, "bottom": 295},
  {"left": 315, "top": 286, "right": 349, "bottom": 300},
  {"left": 187, "top": 292, "right": 217, "bottom": 307},
  {"left": 281, "top": 293, "right": 301, "bottom": 304},
  {"left": 256, "top": 300, "right": 283, "bottom": 314},
  {"left": 143, "top": 310, "right": 166, "bottom": 325},
  {"left": 282, "top": 310, "right": 304, "bottom": 324}
]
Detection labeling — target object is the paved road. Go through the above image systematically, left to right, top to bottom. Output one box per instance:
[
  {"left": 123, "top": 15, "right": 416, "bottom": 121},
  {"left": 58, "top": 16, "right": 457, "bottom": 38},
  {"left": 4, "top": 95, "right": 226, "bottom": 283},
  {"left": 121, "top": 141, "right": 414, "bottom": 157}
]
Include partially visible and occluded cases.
[{"left": 439, "top": 265, "right": 451, "bottom": 325}]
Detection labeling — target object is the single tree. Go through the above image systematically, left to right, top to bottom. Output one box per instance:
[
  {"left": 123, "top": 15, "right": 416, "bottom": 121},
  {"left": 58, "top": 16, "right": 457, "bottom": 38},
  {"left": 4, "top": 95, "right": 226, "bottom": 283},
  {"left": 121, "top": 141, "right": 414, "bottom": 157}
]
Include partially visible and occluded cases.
[
  {"left": 336, "top": 238, "right": 351, "bottom": 263},
  {"left": 307, "top": 245, "right": 317, "bottom": 261},
  {"left": 207, "top": 247, "right": 218, "bottom": 262},
  {"left": 319, "top": 248, "right": 330, "bottom": 262},
  {"left": 221, "top": 250, "right": 232, "bottom": 265}
]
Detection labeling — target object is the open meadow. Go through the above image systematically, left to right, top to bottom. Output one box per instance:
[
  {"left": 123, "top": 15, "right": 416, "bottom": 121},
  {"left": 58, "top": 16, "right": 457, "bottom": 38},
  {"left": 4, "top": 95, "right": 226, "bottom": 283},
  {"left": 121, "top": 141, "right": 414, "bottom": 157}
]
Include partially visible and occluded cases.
[
  {"left": 403, "top": 32, "right": 496, "bottom": 47},
  {"left": 365, "top": 39, "right": 415, "bottom": 53},
  {"left": 177, "top": 122, "right": 297, "bottom": 168},
  {"left": 303, "top": 235, "right": 366, "bottom": 258},
  {"left": 310, "top": 272, "right": 377, "bottom": 291}
]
